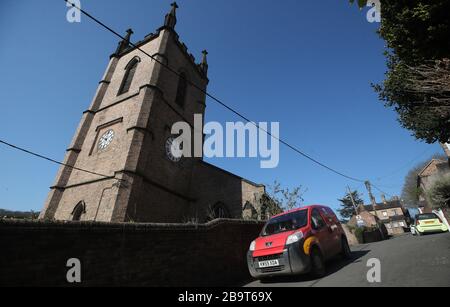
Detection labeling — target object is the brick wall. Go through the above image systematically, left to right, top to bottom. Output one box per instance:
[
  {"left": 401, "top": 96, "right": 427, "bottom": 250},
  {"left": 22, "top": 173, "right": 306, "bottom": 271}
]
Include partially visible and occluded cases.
[{"left": 0, "top": 219, "right": 264, "bottom": 287}]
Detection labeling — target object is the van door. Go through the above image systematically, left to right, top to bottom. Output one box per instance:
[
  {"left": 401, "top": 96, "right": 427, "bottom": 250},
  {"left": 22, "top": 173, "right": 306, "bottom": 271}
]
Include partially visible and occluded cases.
[
  {"left": 320, "top": 207, "right": 341, "bottom": 256},
  {"left": 311, "top": 208, "right": 334, "bottom": 260}
]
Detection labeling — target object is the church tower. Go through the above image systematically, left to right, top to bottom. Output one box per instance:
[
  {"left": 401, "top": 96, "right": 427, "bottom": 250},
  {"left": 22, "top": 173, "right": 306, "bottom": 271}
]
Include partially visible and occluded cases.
[{"left": 40, "top": 3, "right": 210, "bottom": 222}]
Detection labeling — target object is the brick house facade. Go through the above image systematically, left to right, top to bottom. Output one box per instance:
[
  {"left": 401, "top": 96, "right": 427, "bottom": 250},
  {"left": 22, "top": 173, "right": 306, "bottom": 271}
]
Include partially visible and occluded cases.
[
  {"left": 417, "top": 158, "right": 450, "bottom": 205},
  {"left": 364, "top": 200, "right": 408, "bottom": 235}
]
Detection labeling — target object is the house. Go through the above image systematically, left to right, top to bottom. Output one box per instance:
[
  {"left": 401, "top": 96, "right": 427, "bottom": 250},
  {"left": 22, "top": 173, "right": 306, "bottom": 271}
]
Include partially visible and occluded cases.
[
  {"left": 413, "top": 143, "right": 450, "bottom": 224},
  {"left": 417, "top": 158, "right": 450, "bottom": 204},
  {"left": 363, "top": 199, "right": 409, "bottom": 235},
  {"left": 347, "top": 206, "right": 389, "bottom": 242},
  {"left": 347, "top": 208, "right": 379, "bottom": 229}
]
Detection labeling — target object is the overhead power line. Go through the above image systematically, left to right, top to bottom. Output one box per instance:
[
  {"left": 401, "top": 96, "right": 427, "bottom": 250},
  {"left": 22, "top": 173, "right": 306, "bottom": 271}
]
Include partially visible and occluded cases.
[
  {"left": 63, "top": 0, "right": 366, "bottom": 184},
  {"left": 0, "top": 1, "right": 394, "bottom": 199},
  {"left": 0, "top": 139, "right": 120, "bottom": 181},
  {"left": 375, "top": 147, "right": 433, "bottom": 181},
  {"left": 371, "top": 183, "right": 394, "bottom": 198}
]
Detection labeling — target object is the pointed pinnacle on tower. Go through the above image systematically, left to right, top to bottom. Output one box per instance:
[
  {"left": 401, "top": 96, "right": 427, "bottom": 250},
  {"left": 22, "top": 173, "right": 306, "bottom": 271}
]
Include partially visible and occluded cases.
[
  {"left": 164, "top": 2, "right": 179, "bottom": 29},
  {"left": 113, "top": 28, "right": 134, "bottom": 57},
  {"left": 200, "top": 50, "right": 208, "bottom": 75}
]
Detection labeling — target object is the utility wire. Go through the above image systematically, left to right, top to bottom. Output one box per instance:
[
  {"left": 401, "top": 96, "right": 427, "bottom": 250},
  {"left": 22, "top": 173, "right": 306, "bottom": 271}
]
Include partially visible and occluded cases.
[
  {"left": 64, "top": 0, "right": 366, "bottom": 184},
  {"left": 8, "top": 1, "right": 393, "bottom": 199},
  {"left": 0, "top": 139, "right": 121, "bottom": 181},
  {"left": 375, "top": 147, "right": 433, "bottom": 181},
  {"left": 371, "top": 183, "right": 394, "bottom": 198}
]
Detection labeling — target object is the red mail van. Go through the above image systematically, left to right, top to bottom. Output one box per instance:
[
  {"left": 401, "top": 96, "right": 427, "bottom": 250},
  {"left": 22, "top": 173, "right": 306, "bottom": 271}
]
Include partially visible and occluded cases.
[{"left": 247, "top": 205, "right": 351, "bottom": 279}]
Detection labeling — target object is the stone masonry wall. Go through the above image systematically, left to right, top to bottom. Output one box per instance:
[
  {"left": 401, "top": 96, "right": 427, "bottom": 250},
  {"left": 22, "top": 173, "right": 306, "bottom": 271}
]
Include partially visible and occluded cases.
[{"left": 0, "top": 219, "right": 264, "bottom": 287}]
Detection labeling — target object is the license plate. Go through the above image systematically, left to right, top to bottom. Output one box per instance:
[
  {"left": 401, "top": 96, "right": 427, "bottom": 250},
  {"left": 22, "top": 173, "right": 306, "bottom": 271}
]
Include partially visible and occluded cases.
[
  {"left": 425, "top": 221, "right": 434, "bottom": 224},
  {"left": 258, "top": 260, "right": 279, "bottom": 268}
]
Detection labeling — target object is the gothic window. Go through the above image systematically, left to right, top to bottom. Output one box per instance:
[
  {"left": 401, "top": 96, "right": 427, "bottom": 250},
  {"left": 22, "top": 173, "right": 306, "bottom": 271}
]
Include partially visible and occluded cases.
[
  {"left": 118, "top": 57, "right": 140, "bottom": 95},
  {"left": 175, "top": 72, "right": 188, "bottom": 107},
  {"left": 72, "top": 201, "right": 86, "bottom": 221},
  {"left": 243, "top": 201, "right": 258, "bottom": 220},
  {"left": 209, "top": 202, "right": 230, "bottom": 220}
]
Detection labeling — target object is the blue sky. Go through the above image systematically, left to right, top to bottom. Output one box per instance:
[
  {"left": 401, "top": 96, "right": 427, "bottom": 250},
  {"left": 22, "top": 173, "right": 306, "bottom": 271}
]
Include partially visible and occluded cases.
[{"left": 0, "top": 0, "right": 443, "bottom": 213}]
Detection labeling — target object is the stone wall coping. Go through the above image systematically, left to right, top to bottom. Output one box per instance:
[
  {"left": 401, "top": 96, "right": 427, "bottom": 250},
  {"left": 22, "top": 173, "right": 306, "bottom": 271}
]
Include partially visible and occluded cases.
[{"left": 0, "top": 218, "right": 265, "bottom": 233}]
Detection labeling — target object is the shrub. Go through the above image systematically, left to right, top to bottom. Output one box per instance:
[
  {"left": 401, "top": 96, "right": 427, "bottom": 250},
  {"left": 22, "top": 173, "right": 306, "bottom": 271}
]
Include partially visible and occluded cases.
[
  {"left": 426, "top": 174, "right": 450, "bottom": 210},
  {"left": 354, "top": 227, "right": 365, "bottom": 244}
]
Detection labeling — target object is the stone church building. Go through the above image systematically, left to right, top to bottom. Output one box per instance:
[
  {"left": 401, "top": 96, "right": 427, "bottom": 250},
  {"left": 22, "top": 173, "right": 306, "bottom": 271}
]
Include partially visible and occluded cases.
[{"left": 39, "top": 3, "right": 267, "bottom": 223}]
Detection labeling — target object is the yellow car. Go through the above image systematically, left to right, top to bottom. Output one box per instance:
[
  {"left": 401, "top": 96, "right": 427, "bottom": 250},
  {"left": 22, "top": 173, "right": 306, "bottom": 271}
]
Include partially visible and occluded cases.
[{"left": 414, "top": 213, "right": 448, "bottom": 236}]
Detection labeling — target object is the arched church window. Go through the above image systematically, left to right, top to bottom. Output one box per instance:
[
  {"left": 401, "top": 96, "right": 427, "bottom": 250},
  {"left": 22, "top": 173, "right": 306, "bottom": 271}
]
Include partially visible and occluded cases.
[
  {"left": 118, "top": 57, "right": 140, "bottom": 95},
  {"left": 175, "top": 72, "right": 188, "bottom": 107},
  {"left": 72, "top": 201, "right": 86, "bottom": 221},
  {"left": 209, "top": 202, "right": 230, "bottom": 220}
]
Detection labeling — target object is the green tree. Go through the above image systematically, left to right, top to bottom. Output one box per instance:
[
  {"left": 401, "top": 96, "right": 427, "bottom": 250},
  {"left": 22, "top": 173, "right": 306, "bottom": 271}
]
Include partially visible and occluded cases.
[
  {"left": 350, "top": 0, "right": 450, "bottom": 143},
  {"left": 338, "top": 190, "right": 364, "bottom": 223}
]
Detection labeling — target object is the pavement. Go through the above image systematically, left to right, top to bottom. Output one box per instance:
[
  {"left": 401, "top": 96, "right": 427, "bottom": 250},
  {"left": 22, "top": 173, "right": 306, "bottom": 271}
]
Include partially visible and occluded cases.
[{"left": 245, "top": 232, "right": 450, "bottom": 287}]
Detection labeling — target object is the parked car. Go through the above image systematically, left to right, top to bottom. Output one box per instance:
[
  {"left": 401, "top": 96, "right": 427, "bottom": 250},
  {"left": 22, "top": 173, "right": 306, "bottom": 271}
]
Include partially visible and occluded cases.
[
  {"left": 247, "top": 205, "right": 351, "bottom": 279},
  {"left": 413, "top": 213, "right": 448, "bottom": 236}
]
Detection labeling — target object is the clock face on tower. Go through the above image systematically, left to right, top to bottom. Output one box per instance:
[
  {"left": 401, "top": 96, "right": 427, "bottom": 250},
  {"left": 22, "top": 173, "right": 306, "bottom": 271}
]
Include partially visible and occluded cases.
[
  {"left": 98, "top": 130, "right": 115, "bottom": 150},
  {"left": 165, "top": 137, "right": 182, "bottom": 162}
]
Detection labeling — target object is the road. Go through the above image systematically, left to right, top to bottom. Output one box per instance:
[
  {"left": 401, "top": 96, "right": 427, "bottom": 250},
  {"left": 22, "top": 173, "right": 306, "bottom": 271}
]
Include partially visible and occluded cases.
[{"left": 245, "top": 232, "right": 450, "bottom": 287}]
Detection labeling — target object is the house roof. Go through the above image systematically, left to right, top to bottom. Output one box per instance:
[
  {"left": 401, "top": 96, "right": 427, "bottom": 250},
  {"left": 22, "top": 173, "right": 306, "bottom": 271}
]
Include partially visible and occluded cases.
[
  {"left": 418, "top": 159, "right": 447, "bottom": 177},
  {"left": 364, "top": 200, "right": 403, "bottom": 211}
]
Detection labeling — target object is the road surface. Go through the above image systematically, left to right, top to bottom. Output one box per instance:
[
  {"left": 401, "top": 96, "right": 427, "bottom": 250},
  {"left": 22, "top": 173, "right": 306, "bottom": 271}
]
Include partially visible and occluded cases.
[{"left": 245, "top": 232, "right": 450, "bottom": 287}]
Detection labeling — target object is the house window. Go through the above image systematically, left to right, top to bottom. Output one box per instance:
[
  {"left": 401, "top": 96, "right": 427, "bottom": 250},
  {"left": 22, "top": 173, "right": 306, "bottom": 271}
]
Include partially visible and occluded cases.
[
  {"left": 118, "top": 57, "right": 139, "bottom": 95},
  {"left": 175, "top": 72, "right": 188, "bottom": 107},
  {"left": 72, "top": 201, "right": 86, "bottom": 221},
  {"left": 399, "top": 221, "right": 405, "bottom": 227}
]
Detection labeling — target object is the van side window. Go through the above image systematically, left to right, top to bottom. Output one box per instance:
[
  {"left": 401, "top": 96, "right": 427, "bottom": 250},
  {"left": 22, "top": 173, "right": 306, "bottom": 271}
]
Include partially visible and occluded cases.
[{"left": 311, "top": 209, "right": 326, "bottom": 230}]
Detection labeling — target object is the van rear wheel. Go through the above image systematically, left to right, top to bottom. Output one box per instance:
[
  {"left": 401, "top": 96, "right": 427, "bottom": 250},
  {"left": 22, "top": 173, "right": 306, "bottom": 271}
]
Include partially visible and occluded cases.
[{"left": 310, "top": 248, "right": 326, "bottom": 278}]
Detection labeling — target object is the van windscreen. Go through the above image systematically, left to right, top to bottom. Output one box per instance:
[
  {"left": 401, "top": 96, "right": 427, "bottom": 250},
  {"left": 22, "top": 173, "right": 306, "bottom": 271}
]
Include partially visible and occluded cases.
[{"left": 262, "top": 209, "right": 308, "bottom": 236}]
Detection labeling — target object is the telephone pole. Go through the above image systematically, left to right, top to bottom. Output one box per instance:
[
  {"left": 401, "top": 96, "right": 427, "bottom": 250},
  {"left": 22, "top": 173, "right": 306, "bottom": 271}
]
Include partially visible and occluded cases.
[
  {"left": 364, "top": 180, "right": 383, "bottom": 235},
  {"left": 365, "top": 180, "right": 379, "bottom": 218},
  {"left": 365, "top": 180, "right": 376, "bottom": 208},
  {"left": 347, "top": 186, "right": 359, "bottom": 215}
]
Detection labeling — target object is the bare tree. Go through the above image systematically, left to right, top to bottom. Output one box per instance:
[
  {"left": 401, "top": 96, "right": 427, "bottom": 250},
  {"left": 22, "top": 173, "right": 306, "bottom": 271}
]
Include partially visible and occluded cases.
[
  {"left": 404, "top": 58, "right": 450, "bottom": 114},
  {"left": 266, "top": 181, "right": 307, "bottom": 211}
]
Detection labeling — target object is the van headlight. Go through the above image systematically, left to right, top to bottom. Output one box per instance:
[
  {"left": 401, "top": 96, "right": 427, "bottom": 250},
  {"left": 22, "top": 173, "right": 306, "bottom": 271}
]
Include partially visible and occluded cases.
[
  {"left": 286, "top": 231, "right": 304, "bottom": 245},
  {"left": 249, "top": 240, "right": 256, "bottom": 251}
]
